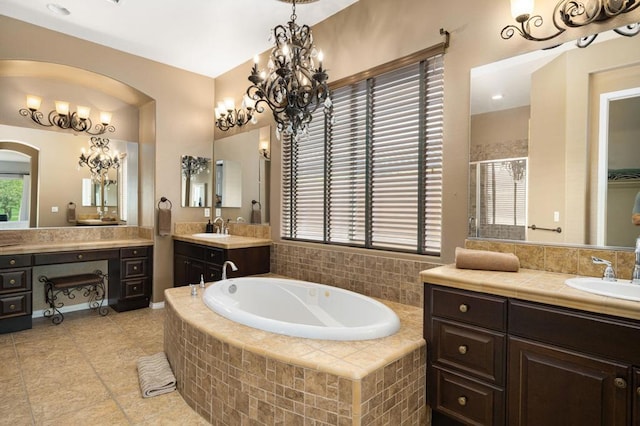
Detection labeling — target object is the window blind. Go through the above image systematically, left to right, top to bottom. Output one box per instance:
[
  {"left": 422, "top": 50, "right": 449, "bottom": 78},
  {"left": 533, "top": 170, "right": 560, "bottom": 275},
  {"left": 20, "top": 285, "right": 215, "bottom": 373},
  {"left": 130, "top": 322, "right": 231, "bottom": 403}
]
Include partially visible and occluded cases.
[
  {"left": 282, "top": 53, "right": 444, "bottom": 255},
  {"left": 480, "top": 159, "right": 526, "bottom": 226}
]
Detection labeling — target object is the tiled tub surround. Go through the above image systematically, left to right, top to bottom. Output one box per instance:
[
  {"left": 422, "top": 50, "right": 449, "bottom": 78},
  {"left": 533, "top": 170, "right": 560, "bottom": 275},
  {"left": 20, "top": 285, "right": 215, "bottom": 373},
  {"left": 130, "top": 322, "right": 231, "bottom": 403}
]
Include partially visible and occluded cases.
[
  {"left": 465, "top": 239, "right": 636, "bottom": 280},
  {"left": 271, "top": 242, "right": 440, "bottom": 308},
  {"left": 164, "top": 285, "right": 427, "bottom": 425}
]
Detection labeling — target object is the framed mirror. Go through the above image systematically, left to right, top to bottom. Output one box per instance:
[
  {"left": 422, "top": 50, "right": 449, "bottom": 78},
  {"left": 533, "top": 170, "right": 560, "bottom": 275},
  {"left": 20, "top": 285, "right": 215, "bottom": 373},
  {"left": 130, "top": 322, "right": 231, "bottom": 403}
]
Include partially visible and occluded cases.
[
  {"left": 469, "top": 33, "right": 640, "bottom": 248},
  {"left": 0, "top": 124, "right": 138, "bottom": 228},
  {"left": 181, "top": 155, "right": 212, "bottom": 207}
]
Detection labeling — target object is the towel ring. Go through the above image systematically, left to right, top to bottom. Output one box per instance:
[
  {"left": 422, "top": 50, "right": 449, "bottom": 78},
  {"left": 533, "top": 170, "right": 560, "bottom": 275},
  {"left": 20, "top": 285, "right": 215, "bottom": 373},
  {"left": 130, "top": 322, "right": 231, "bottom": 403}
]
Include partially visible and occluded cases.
[
  {"left": 158, "top": 197, "right": 173, "bottom": 209},
  {"left": 251, "top": 200, "right": 262, "bottom": 210}
]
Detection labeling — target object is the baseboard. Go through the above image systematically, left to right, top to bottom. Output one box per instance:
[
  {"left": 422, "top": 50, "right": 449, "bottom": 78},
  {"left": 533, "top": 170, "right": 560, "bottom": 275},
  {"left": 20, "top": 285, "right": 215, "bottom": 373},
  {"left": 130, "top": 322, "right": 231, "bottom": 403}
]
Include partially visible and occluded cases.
[
  {"left": 32, "top": 301, "right": 98, "bottom": 318},
  {"left": 149, "top": 301, "right": 165, "bottom": 309}
]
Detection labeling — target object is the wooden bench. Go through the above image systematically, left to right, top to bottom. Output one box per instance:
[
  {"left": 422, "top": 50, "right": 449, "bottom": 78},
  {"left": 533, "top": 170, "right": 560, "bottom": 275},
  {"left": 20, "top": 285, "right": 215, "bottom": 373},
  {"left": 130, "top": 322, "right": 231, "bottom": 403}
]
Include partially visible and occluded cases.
[{"left": 40, "top": 271, "right": 108, "bottom": 324}]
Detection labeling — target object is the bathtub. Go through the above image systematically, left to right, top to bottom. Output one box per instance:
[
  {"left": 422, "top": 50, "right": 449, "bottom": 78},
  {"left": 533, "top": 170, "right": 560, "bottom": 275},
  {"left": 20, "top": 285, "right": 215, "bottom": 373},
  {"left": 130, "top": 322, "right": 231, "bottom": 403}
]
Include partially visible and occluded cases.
[{"left": 202, "top": 277, "right": 401, "bottom": 340}]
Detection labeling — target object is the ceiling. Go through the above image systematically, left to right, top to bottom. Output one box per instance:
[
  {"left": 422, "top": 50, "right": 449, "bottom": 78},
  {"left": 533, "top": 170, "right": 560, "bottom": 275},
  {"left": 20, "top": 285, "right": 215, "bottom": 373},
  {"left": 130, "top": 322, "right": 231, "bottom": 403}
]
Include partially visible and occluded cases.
[{"left": 0, "top": 0, "right": 358, "bottom": 78}]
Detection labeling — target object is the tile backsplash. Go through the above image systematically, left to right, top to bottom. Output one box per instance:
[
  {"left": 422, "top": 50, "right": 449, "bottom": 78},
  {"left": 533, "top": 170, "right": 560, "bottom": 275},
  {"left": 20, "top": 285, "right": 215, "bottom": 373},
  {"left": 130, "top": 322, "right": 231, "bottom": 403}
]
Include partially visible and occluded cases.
[{"left": 465, "top": 239, "right": 636, "bottom": 280}]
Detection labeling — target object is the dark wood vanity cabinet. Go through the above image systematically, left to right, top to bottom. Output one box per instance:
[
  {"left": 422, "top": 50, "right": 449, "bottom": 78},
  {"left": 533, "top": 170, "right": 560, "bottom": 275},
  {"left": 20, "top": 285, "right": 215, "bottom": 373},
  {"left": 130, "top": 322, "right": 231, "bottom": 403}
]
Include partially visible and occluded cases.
[
  {"left": 173, "top": 240, "right": 270, "bottom": 286},
  {"left": 111, "top": 246, "right": 153, "bottom": 312},
  {"left": 0, "top": 254, "right": 33, "bottom": 333},
  {"left": 424, "top": 284, "right": 640, "bottom": 426}
]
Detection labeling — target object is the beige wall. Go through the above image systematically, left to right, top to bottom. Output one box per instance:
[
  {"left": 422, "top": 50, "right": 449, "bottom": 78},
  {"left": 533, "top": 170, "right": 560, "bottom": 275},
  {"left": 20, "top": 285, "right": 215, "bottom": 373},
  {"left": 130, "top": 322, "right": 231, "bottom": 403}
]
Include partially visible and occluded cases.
[
  {"left": 214, "top": 0, "right": 640, "bottom": 263},
  {"left": 1, "top": 1, "right": 639, "bottom": 304},
  {"left": 0, "top": 15, "right": 215, "bottom": 303}
]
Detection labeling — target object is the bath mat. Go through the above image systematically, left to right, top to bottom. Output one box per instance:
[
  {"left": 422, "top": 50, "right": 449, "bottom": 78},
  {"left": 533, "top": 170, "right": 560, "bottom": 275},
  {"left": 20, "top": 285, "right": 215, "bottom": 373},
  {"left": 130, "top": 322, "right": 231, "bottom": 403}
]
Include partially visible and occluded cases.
[{"left": 136, "top": 352, "right": 177, "bottom": 398}]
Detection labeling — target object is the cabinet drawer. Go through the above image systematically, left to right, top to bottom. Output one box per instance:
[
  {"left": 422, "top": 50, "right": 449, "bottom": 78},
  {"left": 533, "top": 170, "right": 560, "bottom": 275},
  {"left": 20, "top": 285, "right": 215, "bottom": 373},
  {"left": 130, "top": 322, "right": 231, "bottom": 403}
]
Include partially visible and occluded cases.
[
  {"left": 121, "top": 247, "right": 149, "bottom": 258},
  {"left": 205, "top": 247, "right": 224, "bottom": 265},
  {"left": 34, "top": 249, "right": 119, "bottom": 265},
  {"left": 0, "top": 254, "right": 32, "bottom": 269},
  {"left": 122, "top": 258, "right": 147, "bottom": 278},
  {"left": 0, "top": 269, "right": 32, "bottom": 293},
  {"left": 123, "top": 278, "right": 148, "bottom": 299},
  {"left": 432, "top": 286, "right": 507, "bottom": 331},
  {"left": 0, "top": 292, "right": 32, "bottom": 318},
  {"left": 433, "top": 319, "right": 505, "bottom": 385},
  {"left": 433, "top": 368, "right": 504, "bottom": 426}
]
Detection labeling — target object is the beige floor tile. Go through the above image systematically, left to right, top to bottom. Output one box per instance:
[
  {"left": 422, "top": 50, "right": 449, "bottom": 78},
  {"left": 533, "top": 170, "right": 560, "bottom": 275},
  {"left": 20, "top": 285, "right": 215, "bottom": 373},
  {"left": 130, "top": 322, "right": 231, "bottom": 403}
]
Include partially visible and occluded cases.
[
  {"left": 117, "top": 389, "right": 189, "bottom": 424},
  {"left": 41, "top": 398, "right": 129, "bottom": 426}
]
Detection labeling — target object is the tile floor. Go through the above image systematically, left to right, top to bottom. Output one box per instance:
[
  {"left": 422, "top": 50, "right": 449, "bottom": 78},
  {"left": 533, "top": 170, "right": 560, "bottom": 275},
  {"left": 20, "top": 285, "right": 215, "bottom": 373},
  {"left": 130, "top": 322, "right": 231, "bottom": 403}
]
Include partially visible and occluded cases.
[{"left": 0, "top": 307, "right": 209, "bottom": 426}]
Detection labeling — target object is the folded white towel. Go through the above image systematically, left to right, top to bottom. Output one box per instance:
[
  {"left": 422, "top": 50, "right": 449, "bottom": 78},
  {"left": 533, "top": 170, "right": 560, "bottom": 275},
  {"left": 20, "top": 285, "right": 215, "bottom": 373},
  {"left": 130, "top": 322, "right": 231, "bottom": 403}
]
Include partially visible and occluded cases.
[{"left": 137, "top": 352, "right": 177, "bottom": 398}]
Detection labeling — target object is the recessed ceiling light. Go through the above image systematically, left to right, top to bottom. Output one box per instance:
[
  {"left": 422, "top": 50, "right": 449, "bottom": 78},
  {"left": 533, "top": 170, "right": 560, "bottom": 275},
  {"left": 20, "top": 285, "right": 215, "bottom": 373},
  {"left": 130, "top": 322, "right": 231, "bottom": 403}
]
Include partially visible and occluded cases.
[
  {"left": 104, "top": 0, "right": 122, "bottom": 3},
  {"left": 46, "top": 3, "right": 70, "bottom": 16},
  {"left": 492, "top": 94, "right": 504, "bottom": 100}
]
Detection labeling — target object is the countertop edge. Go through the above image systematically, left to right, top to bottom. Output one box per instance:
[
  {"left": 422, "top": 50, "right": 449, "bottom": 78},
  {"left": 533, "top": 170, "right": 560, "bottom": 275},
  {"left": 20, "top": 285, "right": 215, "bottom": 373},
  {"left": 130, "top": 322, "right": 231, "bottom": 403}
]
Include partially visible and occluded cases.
[
  {"left": 173, "top": 234, "right": 272, "bottom": 249},
  {"left": 0, "top": 238, "right": 154, "bottom": 255},
  {"left": 421, "top": 264, "right": 640, "bottom": 321}
]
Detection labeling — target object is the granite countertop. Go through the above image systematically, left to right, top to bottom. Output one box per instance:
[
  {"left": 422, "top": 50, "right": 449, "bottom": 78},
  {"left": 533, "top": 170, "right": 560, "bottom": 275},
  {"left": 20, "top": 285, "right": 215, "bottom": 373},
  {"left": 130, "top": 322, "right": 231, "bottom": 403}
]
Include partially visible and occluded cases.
[
  {"left": 173, "top": 234, "right": 272, "bottom": 249},
  {"left": 0, "top": 238, "right": 154, "bottom": 255},
  {"left": 421, "top": 264, "right": 640, "bottom": 321}
]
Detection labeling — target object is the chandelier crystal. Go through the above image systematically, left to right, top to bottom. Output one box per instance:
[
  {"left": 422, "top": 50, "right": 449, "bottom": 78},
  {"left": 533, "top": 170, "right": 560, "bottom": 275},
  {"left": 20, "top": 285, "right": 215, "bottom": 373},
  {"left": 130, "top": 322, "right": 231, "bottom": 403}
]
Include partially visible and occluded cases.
[
  {"left": 246, "top": 0, "right": 331, "bottom": 138},
  {"left": 78, "top": 137, "right": 121, "bottom": 183}
]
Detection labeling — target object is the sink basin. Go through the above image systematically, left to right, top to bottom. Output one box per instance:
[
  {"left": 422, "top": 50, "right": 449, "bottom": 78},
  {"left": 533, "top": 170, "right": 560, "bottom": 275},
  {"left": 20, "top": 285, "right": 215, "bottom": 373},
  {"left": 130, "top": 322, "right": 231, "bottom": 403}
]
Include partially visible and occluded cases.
[
  {"left": 191, "top": 233, "right": 230, "bottom": 239},
  {"left": 565, "top": 277, "right": 640, "bottom": 302}
]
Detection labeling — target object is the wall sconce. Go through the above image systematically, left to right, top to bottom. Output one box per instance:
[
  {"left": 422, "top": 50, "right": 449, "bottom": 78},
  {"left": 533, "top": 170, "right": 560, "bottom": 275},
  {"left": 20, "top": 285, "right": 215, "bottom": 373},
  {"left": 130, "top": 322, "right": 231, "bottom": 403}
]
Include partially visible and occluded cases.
[
  {"left": 501, "top": 0, "right": 640, "bottom": 47},
  {"left": 19, "top": 95, "right": 115, "bottom": 135},
  {"left": 215, "top": 95, "right": 258, "bottom": 131},
  {"left": 259, "top": 139, "right": 270, "bottom": 161}
]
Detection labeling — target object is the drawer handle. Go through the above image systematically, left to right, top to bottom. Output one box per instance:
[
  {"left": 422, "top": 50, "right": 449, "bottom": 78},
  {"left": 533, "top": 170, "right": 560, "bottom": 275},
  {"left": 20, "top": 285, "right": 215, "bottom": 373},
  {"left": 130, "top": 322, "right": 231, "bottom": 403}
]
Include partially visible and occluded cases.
[
  {"left": 133, "top": 250, "right": 138, "bottom": 255},
  {"left": 77, "top": 254, "right": 84, "bottom": 260},
  {"left": 9, "top": 259, "right": 16, "bottom": 265},
  {"left": 133, "top": 266, "right": 138, "bottom": 271},
  {"left": 9, "top": 279, "right": 16, "bottom": 285},
  {"left": 133, "top": 286, "right": 138, "bottom": 291},
  {"left": 9, "top": 304, "right": 15, "bottom": 310},
  {"left": 459, "top": 304, "right": 469, "bottom": 313},
  {"left": 458, "top": 345, "right": 468, "bottom": 355},
  {"left": 614, "top": 378, "right": 627, "bottom": 389},
  {"left": 637, "top": 387, "right": 640, "bottom": 396},
  {"left": 457, "top": 396, "right": 467, "bottom": 406}
]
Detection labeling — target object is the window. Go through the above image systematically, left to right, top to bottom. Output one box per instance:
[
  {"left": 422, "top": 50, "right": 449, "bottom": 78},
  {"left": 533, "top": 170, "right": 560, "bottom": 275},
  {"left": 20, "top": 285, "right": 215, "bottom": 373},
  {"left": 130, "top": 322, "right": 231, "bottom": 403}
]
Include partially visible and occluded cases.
[{"left": 282, "top": 49, "right": 444, "bottom": 255}]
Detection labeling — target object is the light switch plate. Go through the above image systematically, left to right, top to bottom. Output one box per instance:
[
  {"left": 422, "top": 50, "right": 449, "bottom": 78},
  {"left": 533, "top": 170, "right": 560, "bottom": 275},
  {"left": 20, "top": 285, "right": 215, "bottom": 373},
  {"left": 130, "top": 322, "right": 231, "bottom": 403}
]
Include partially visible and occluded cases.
[
  {"left": 51, "top": 206, "right": 58, "bottom": 213},
  {"left": 204, "top": 208, "right": 211, "bottom": 217}
]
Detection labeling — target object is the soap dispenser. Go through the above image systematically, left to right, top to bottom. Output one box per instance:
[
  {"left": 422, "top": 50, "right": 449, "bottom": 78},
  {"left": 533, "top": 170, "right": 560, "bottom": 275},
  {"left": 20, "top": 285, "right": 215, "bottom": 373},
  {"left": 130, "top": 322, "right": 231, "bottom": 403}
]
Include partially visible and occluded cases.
[{"left": 205, "top": 219, "right": 214, "bottom": 233}]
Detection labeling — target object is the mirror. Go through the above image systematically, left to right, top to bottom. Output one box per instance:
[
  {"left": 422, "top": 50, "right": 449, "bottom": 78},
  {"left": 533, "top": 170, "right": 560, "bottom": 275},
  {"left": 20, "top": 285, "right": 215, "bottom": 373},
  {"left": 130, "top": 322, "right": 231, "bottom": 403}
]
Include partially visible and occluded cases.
[
  {"left": 469, "top": 33, "right": 640, "bottom": 248},
  {"left": 0, "top": 124, "right": 138, "bottom": 228},
  {"left": 213, "top": 126, "right": 270, "bottom": 224},
  {"left": 181, "top": 155, "right": 212, "bottom": 207},
  {"left": 215, "top": 159, "right": 241, "bottom": 208},
  {"left": 81, "top": 178, "right": 118, "bottom": 207}
]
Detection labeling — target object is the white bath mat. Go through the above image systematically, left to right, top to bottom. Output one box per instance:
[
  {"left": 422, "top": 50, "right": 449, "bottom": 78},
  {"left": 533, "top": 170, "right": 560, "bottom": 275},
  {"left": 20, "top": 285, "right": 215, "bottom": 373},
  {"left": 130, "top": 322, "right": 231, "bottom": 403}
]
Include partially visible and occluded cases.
[{"left": 136, "top": 352, "right": 177, "bottom": 398}]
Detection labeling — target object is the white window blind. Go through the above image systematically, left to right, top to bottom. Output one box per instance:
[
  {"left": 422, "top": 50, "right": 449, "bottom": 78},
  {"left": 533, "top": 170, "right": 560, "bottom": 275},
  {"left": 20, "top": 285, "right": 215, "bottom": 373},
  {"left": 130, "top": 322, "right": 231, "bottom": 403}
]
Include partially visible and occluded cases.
[
  {"left": 282, "top": 53, "right": 444, "bottom": 255},
  {"left": 481, "top": 159, "right": 526, "bottom": 226}
]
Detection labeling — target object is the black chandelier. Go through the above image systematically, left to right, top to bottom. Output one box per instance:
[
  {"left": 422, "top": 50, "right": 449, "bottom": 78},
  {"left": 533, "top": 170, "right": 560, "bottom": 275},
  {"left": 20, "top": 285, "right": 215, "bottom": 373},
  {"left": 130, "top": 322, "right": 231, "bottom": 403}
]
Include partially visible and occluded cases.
[
  {"left": 246, "top": 0, "right": 331, "bottom": 138},
  {"left": 502, "top": 0, "right": 640, "bottom": 47},
  {"left": 19, "top": 95, "right": 115, "bottom": 135},
  {"left": 215, "top": 96, "right": 257, "bottom": 131},
  {"left": 78, "top": 137, "right": 121, "bottom": 182}
]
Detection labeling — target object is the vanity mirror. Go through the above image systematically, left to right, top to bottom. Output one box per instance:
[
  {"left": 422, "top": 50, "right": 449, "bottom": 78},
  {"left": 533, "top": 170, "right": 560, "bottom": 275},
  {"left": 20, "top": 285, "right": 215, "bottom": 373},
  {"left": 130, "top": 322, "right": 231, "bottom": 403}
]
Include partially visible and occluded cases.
[
  {"left": 469, "top": 33, "right": 640, "bottom": 248},
  {"left": 0, "top": 124, "right": 139, "bottom": 228},
  {"left": 213, "top": 126, "right": 270, "bottom": 224},
  {"left": 181, "top": 155, "right": 212, "bottom": 208}
]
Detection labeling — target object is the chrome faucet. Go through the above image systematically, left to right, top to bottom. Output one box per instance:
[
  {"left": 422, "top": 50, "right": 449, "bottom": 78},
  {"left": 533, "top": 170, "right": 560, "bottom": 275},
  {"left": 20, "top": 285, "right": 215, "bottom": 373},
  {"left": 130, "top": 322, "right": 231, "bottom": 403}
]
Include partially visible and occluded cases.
[
  {"left": 213, "top": 216, "right": 225, "bottom": 234},
  {"left": 632, "top": 236, "right": 640, "bottom": 285},
  {"left": 592, "top": 256, "right": 616, "bottom": 281},
  {"left": 222, "top": 260, "right": 238, "bottom": 280}
]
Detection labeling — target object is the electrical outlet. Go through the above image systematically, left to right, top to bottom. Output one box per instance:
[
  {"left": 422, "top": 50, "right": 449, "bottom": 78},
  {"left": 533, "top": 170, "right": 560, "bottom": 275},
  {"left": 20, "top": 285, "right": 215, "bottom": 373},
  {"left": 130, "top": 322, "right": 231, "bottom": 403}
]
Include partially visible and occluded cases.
[
  {"left": 51, "top": 206, "right": 58, "bottom": 213},
  {"left": 204, "top": 208, "right": 210, "bottom": 217},
  {"left": 554, "top": 211, "right": 560, "bottom": 222}
]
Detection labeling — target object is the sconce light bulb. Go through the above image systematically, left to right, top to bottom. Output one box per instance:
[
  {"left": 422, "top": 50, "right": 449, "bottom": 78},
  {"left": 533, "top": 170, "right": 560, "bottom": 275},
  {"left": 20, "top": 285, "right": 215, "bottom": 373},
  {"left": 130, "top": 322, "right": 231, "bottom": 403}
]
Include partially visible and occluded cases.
[
  {"left": 511, "top": 0, "right": 534, "bottom": 22},
  {"left": 318, "top": 51, "right": 324, "bottom": 65},
  {"left": 253, "top": 54, "right": 260, "bottom": 64},
  {"left": 26, "top": 95, "right": 42, "bottom": 111},
  {"left": 224, "top": 99, "right": 235, "bottom": 111},
  {"left": 55, "top": 101, "right": 70, "bottom": 116},
  {"left": 217, "top": 102, "right": 227, "bottom": 113},
  {"left": 77, "top": 105, "right": 91, "bottom": 120},
  {"left": 99, "top": 111, "right": 112, "bottom": 125}
]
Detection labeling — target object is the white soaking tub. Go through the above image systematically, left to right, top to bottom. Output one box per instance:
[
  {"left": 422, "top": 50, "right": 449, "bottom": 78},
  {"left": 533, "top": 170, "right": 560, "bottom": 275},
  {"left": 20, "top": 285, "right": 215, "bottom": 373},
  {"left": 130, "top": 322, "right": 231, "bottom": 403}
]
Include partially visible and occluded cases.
[{"left": 202, "top": 277, "right": 400, "bottom": 341}]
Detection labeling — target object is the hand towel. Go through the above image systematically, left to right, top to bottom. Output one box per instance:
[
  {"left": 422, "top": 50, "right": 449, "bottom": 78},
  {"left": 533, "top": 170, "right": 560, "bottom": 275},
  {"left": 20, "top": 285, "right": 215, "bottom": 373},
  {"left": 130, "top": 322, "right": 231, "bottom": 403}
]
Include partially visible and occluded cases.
[
  {"left": 67, "top": 202, "right": 76, "bottom": 223},
  {"left": 158, "top": 208, "right": 171, "bottom": 236},
  {"left": 250, "top": 209, "right": 262, "bottom": 224},
  {"left": 455, "top": 247, "right": 520, "bottom": 272},
  {"left": 137, "top": 352, "right": 177, "bottom": 398}
]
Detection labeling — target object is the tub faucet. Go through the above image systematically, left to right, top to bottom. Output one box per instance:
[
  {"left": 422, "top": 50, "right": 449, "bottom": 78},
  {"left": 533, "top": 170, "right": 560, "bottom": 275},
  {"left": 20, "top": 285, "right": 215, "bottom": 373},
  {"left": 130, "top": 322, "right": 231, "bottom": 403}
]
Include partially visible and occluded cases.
[
  {"left": 632, "top": 236, "right": 640, "bottom": 285},
  {"left": 592, "top": 256, "right": 616, "bottom": 281},
  {"left": 222, "top": 260, "right": 238, "bottom": 280}
]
